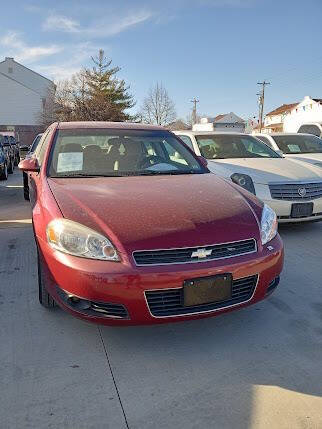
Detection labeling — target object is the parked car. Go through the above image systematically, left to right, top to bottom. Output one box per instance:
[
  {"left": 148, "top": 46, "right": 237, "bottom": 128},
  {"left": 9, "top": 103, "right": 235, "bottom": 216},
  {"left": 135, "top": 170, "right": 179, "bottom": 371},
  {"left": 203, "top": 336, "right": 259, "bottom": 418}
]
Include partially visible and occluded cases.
[
  {"left": 19, "top": 121, "right": 283, "bottom": 326},
  {"left": 297, "top": 123, "right": 322, "bottom": 138},
  {"left": 174, "top": 131, "right": 322, "bottom": 223},
  {"left": 22, "top": 133, "right": 43, "bottom": 200},
  {"left": 253, "top": 133, "right": 322, "bottom": 168},
  {"left": 1, "top": 136, "right": 14, "bottom": 174},
  {"left": 9, "top": 136, "right": 20, "bottom": 165},
  {"left": 0, "top": 142, "right": 8, "bottom": 180}
]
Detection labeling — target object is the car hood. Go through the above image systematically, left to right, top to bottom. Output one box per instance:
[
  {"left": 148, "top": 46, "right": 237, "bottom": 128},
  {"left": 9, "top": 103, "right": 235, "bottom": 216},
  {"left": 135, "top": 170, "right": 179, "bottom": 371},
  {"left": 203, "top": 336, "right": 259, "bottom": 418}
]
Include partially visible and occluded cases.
[
  {"left": 285, "top": 153, "right": 322, "bottom": 168},
  {"left": 207, "top": 158, "right": 322, "bottom": 184},
  {"left": 48, "top": 174, "right": 262, "bottom": 254}
]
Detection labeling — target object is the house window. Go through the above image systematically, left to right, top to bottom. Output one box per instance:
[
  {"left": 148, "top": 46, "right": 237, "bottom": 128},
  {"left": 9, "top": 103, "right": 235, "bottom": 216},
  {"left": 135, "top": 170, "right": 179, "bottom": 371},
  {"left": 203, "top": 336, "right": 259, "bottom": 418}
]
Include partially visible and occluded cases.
[
  {"left": 8, "top": 67, "right": 13, "bottom": 74},
  {"left": 42, "top": 98, "right": 46, "bottom": 109},
  {"left": 303, "top": 106, "right": 305, "bottom": 111}
]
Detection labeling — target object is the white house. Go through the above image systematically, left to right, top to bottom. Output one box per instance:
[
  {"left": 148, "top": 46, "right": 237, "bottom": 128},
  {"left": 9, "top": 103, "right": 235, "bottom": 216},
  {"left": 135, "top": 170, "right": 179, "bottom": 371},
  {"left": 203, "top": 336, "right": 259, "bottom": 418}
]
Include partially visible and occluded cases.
[
  {"left": 0, "top": 57, "right": 55, "bottom": 144},
  {"left": 283, "top": 96, "right": 322, "bottom": 132},
  {"left": 263, "top": 103, "right": 299, "bottom": 133},
  {"left": 193, "top": 112, "right": 245, "bottom": 132}
]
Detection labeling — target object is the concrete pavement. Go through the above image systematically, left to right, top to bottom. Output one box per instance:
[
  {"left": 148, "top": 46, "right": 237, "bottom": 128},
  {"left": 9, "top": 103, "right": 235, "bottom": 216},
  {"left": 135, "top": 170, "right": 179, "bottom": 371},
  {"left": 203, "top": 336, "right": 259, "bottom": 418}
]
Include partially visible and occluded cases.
[{"left": 1, "top": 170, "right": 321, "bottom": 428}]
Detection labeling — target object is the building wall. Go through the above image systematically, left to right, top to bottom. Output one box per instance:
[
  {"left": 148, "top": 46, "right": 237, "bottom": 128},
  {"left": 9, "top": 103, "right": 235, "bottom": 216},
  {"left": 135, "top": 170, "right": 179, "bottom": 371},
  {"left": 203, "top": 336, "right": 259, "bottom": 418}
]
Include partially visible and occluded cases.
[
  {"left": 0, "top": 58, "right": 54, "bottom": 97},
  {"left": 0, "top": 73, "right": 42, "bottom": 125},
  {"left": 283, "top": 96, "right": 322, "bottom": 132}
]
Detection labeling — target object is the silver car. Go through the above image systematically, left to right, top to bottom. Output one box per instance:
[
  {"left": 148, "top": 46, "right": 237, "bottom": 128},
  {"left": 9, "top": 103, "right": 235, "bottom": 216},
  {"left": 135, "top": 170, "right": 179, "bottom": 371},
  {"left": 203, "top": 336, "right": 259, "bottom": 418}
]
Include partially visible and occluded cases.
[{"left": 174, "top": 131, "right": 322, "bottom": 223}]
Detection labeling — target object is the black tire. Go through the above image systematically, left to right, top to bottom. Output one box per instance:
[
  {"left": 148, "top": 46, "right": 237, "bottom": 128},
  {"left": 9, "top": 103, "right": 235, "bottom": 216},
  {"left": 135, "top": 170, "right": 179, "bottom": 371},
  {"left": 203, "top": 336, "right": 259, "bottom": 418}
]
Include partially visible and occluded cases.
[
  {"left": 8, "top": 160, "right": 14, "bottom": 174},
  {"left": 0, "top": 164, "right": 8, "bottom": 180},
  {"left": 23, "top": 173, "right": 30, "bottom": 200},
  {"left": 37, "top": 248, "right": 56, "bottom": 308}
]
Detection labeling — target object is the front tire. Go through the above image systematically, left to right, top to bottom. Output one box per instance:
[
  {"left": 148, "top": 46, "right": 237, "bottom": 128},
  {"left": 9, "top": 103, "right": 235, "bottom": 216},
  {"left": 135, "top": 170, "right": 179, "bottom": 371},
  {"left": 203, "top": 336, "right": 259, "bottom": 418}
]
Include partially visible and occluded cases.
[
  {"left": 8, "top": 160, "right": 14, "bottom": 174},
  {"left": 0, "top": 164, "right": 8, "bottom": 180},
  {"left": 37, "top": 248, "right": 56, "bottom": 308}
]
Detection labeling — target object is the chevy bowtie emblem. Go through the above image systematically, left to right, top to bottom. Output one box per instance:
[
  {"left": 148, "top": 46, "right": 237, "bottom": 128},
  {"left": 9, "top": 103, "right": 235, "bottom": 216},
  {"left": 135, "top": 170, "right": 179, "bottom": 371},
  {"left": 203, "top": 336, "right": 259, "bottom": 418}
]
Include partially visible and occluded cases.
[
  {"left": 298, "top": 187, "right": 307, "bottom": 197},
  {"left": 191, "top": 248, "right": 212, "bottom": 259}
]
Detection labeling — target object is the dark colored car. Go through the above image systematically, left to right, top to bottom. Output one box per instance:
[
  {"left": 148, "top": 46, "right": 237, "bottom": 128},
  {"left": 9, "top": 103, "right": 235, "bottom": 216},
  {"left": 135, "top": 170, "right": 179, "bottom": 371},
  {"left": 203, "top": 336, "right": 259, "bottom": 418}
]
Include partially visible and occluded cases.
[
  {"left": 19, "top": 121, "right": 283, "bottom": 326},
  {"left": 1, "top": 136, "right": 14, "bottom": 174},
  {"left": 9, "top": 136, "right": 20, "bottom": 165},
  {"left": 0, "top": 142, "right": 8, "bottom": 180}
]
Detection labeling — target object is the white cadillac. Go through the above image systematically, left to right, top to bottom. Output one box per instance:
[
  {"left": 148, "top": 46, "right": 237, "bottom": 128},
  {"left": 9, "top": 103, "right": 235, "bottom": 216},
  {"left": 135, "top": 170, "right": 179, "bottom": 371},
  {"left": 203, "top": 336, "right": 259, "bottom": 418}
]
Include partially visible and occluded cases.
[
  {"left": 174, "top": 131, "right": 322, "bottom": 223},
  {"left": 253, "top": 133, "right": 322, "bottom": 168}
]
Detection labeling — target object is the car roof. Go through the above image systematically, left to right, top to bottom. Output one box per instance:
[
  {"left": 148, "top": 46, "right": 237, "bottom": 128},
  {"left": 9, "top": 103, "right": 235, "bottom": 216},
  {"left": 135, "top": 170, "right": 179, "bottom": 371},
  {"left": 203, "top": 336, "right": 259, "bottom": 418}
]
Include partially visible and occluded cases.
[
  {"left": 56, "top": 121, "right": 165, "bottom": 131},
  {"left": 174, "top": 130, "right": 246, "bottom": 136},
  {"left": 255, "top": 132, "right": 317, "bottom": 137}
]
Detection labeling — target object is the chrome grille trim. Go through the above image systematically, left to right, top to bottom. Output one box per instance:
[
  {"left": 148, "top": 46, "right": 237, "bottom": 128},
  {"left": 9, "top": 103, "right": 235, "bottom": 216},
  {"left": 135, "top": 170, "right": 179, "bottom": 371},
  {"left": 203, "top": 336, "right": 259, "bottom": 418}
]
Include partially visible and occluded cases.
[
  {"left": 269, "top": 182, "right": 322, "bottom": 201},
  {"left": 133, "top": 238, "right": 257, "bottom": 266}
]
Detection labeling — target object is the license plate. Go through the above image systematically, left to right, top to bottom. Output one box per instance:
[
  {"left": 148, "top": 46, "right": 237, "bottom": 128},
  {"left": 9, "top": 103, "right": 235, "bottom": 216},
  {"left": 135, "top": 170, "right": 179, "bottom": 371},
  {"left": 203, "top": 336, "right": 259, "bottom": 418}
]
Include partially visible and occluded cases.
[
  {"left": 291, "top": 202, "right": 313, "bottom": 218},
  {"left": 183, "top": 274, "right": 232, "bottom": 307}
]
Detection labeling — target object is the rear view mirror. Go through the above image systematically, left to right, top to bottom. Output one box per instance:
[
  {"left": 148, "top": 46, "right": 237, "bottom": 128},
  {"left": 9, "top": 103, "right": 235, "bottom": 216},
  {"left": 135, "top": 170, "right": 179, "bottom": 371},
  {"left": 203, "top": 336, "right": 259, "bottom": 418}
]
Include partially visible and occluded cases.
[
  {"left": 198, "top": 156, "right": 208, "bottom": 167},
  {"left": 18, "top": 157, "right": 40, "bottom": 172}
]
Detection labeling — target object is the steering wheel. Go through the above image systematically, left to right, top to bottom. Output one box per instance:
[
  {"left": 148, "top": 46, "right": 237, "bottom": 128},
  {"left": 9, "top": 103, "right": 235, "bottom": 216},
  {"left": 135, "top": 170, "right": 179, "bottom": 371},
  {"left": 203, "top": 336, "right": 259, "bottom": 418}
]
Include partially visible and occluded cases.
[{"left": 139, "top": 155, "right": 166, "bottom": 169}]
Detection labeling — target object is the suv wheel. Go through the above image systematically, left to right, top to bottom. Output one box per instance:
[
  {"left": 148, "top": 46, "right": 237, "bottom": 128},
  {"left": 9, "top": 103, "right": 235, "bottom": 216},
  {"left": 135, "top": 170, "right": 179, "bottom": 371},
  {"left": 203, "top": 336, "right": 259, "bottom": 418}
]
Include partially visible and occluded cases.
[
  {"left": 8, "top": 160, "right": 14, "bottom": 174},
  {"left": 0, "top": 163, "right": 8, "bottom": 180}
]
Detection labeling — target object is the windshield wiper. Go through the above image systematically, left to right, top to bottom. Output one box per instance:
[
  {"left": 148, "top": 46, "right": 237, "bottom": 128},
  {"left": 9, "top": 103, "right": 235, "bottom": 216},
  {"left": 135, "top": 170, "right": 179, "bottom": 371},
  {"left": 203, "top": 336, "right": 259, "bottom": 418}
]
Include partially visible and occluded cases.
[{"left": 50, "top": 173, "right": 125, "bottom": 178}]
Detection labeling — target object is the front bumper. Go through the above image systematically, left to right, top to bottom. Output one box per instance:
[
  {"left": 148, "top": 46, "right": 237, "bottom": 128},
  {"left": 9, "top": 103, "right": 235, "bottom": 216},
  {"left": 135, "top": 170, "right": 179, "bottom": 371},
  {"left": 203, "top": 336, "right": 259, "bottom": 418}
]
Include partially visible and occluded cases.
[
  {"left": 255, "top": 183, "right": 322, "bottom": 223},
  {"left": 38, "top": 234, "right": 284, "bottom": 325}
]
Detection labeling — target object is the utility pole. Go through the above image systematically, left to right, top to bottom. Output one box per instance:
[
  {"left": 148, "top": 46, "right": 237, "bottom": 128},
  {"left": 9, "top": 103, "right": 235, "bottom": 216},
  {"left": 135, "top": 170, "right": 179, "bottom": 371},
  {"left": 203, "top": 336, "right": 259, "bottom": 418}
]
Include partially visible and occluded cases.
[
  {"left": 257, "top": 81, "right": 270, "bottom": 132},
  {"left": 190, "top": 98, "right": 199, "bottom": 126}
]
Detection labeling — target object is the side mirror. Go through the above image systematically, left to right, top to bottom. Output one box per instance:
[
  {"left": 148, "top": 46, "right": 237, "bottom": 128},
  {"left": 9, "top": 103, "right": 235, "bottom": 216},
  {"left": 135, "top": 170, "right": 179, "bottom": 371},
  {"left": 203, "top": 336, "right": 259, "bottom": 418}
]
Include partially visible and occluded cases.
[
  {"left": 276, "top": 149, "right": 284, "bottom": 157},
  {"left": 198, "top": 156, "right": 208, "bottom": 167},
  {"left": 18, "top": 157, "right": 40, "bottom": 172}
]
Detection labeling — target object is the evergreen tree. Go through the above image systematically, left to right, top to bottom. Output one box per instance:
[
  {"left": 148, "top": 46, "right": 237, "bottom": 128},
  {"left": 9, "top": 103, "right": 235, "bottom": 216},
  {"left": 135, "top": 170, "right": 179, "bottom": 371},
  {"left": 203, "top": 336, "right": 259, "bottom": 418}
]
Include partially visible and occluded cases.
[{"left": 83, "top": 49, "right": 135, "bottom": 121}]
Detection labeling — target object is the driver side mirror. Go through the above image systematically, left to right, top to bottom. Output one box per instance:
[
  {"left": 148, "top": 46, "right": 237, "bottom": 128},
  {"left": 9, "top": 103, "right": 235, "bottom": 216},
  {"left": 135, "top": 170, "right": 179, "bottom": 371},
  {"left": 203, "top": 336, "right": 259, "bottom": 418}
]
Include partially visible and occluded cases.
[
  {"left": 276, "top": 149, "right": 284, "bottom": 157},
  {"left": 198, "top": 156, "right": 208, "bottom": 167},
  {"left": 18, "top": 157, "right": 40, "bottom": 172}
]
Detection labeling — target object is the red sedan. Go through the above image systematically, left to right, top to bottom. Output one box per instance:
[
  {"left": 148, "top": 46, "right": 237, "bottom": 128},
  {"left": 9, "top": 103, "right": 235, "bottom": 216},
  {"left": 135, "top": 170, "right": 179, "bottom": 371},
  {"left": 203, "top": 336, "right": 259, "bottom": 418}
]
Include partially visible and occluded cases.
[{"left": 19, "top": 122, "right": 284, "bottom": 325}]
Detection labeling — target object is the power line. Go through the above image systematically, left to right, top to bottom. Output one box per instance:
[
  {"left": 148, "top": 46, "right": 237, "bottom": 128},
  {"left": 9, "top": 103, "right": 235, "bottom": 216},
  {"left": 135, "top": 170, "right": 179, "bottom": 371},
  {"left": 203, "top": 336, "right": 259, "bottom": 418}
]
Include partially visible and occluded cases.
[
  {"left": 257, "top": 81, "right": 270, "bottom": 132},
  {"left": 190, "top": 98, "right": 199, "bottom": 125}
]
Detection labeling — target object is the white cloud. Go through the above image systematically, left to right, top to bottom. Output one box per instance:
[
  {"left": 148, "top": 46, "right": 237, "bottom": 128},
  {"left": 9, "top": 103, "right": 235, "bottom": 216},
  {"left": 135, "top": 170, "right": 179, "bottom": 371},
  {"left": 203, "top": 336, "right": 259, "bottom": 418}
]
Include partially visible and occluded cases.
[
  {"left": 42, "top": 10, "right": 153, "bottom": 38},
  {"left": 42, "top": 14, "right": 80, "bottom": 33},
  {"left": 0, "top": 32, "right": 63, "bottom": 63}
]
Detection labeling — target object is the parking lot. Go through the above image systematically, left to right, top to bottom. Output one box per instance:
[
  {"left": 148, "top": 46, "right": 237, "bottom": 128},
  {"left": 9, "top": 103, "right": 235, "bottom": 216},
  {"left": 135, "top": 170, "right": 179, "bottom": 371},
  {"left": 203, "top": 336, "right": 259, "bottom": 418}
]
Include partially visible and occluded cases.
[{"left": 1, "top": 169, "right": 322, "bottom": 429}]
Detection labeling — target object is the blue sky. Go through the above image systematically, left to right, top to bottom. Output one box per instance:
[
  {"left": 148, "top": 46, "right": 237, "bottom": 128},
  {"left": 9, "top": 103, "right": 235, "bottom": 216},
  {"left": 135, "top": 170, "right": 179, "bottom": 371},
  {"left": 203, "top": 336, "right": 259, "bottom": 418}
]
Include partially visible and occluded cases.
[{"left": 0, "top": 0, "right": 321, "bottom": 120}]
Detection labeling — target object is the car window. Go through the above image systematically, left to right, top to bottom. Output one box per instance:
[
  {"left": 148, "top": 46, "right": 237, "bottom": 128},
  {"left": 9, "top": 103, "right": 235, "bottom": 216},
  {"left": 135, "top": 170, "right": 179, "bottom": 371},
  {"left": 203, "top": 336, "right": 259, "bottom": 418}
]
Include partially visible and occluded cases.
[
  {"left": 298, "top": 125, "right": 321, "bottom": 136},
  {"left": 48, "top": 129, "right": 206, "bottom": 177},
  {"left": 34, "top": 130, "right": 51, "bottom": 164},
  {"left": 177, "top": 135, "right": 194, "bottom": 150},
  {"left": 195, "top": 135, "right": 281, "bottom": 159},
  {"left": 255, "top": 135, "right": 274, "bottom": 149},
  {"left": 273, "top": 135, "right": 322, "bottom": 154}
]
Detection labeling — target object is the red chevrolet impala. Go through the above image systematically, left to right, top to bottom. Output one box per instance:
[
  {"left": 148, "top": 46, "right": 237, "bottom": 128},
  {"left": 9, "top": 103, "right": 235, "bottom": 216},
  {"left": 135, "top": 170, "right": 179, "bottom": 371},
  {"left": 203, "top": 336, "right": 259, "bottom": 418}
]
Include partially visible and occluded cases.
[{"left": 19, "top": 122, "right": 284, "bottom": 325}]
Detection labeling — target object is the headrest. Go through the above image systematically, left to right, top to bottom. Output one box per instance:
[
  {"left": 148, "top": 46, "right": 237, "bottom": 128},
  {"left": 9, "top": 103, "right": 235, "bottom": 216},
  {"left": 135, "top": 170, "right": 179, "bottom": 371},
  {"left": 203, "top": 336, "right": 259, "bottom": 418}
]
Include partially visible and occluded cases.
[
  {"left": 61, "top": 143, "right": 83, "bottom": 153},
  {"left": 83, "top": 145, "right": 102, "bottom": 156}
]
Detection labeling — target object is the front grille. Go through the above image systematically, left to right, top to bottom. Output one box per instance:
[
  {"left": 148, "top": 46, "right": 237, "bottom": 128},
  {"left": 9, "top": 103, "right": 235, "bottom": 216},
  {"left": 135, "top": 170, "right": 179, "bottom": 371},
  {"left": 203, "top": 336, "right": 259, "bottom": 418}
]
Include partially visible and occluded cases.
[
  {"left": 269, "top": 182, "right": 322, "bottom": 201},
  {"left": 133, "top": 239, "right": 257, "bottom": 266},
  {"left": 145, "top": 275, "right": 258, "bottom": 317}
]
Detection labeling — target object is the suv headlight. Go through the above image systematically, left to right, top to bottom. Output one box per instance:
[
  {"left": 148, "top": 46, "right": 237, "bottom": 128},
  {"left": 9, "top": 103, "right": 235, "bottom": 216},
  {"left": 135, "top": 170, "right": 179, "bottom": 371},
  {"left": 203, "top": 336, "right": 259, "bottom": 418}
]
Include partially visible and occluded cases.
[
  {"left": 231, "top": 173, "right": 256, "bottom": 195},
  {"left": 260, "top": 204, "right": 278, "bottom": 245},
  {"left": 47, "top": 219, "right": 119, "bottom": 261}
]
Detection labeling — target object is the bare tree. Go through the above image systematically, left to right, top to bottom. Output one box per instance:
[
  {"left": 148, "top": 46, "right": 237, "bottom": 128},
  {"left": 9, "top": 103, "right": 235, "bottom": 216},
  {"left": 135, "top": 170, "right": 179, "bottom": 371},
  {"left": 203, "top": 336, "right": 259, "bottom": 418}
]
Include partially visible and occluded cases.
[{"left": 140, "top": 83, "right": 176, "bottom": 126}]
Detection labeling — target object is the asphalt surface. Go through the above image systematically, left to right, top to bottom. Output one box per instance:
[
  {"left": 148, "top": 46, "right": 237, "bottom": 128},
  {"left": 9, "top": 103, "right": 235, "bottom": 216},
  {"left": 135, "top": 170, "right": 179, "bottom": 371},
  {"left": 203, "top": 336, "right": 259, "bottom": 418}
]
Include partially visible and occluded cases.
[{"left": 1, "top": 170, "right": 322, "bottom": 429}]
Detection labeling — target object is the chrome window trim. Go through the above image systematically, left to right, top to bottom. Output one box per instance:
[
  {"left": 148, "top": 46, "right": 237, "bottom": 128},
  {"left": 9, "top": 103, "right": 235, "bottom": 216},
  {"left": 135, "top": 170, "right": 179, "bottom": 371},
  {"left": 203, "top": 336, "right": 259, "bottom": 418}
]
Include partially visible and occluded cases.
[
  {"left": 132, "top": 238, "right": 257, "bottom": 267},
  {"left": 144, "top": 274, "right": 259, "bottom": 319}
]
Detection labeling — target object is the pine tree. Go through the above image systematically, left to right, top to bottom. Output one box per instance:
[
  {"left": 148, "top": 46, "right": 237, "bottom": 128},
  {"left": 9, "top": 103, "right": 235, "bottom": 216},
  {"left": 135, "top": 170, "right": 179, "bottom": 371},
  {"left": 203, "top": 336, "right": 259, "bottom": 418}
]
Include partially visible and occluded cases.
[{"left": 83, "top": 49, "right": 135, "bottom": 121}]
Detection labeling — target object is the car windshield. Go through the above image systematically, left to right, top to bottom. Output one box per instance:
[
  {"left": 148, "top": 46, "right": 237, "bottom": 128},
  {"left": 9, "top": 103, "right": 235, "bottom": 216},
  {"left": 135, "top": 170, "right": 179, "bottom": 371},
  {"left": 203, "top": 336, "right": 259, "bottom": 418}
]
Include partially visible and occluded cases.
[
  {"left": 48, "top": 129, "right": 205, "bottom": 177},
  {"left": 195, "top": 134, "right": 281, "bottom": 159},
  {"left": 272, "top": 135, "right": 322, "bottom": 154}
]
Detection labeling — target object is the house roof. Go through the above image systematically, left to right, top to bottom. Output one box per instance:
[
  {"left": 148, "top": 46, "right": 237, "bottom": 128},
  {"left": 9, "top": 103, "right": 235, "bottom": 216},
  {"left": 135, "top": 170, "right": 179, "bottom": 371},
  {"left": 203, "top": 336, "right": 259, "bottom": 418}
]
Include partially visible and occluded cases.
[
  {"left": 0, "top": 57, "right": 54, "bottom": 85},
  {"left": 312, "top": 99, "right": 322, "bottom": 103},
  {"left": 266, "top": 103, "right": 299, "bottom": 116},
  {"left": 214, "top": 114, "right": 226, "bottom": 122},
  {"left": 167, "top": 120, "right": 190, "bottom": 131}
]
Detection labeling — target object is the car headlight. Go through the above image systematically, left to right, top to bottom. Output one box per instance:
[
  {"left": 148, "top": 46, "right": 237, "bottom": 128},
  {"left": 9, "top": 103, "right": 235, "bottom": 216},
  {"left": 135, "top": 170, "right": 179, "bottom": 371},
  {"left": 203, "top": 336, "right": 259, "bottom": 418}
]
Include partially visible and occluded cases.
[
  {"left": 231, "top": 173, "right": 256, "bottom": 194},
  {"left": 260, "top": 204, "right": 278, "bottom": 245},
  {"left": 46, "top": 219, "right": 119, "bottom": 261}
]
